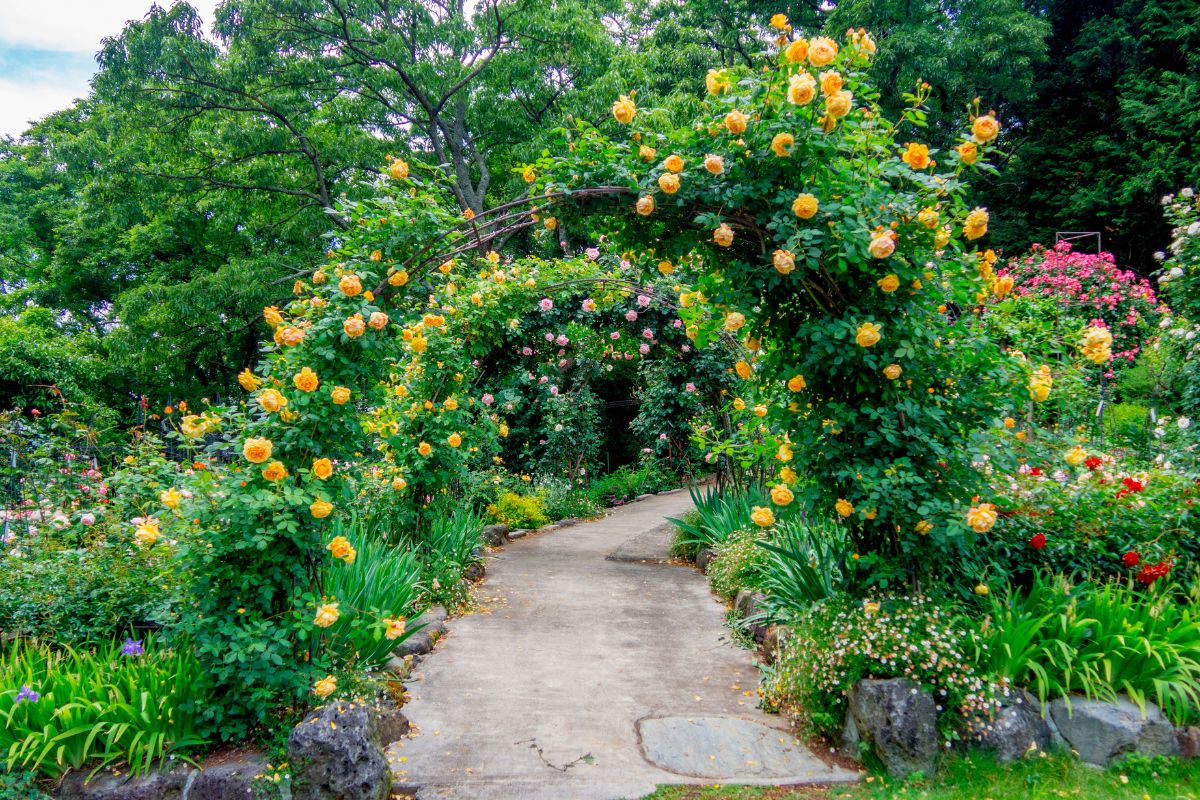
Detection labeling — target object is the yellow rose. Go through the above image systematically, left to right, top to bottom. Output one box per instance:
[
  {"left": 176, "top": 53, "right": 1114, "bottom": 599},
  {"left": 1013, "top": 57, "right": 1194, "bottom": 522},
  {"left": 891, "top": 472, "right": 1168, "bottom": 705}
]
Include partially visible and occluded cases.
[
  {"left": 769, "top": 13, "right": 789, "bottom": 29},
  {"left": 858, "top": 30, "right": 877, "bottom": 54},
  {"left": 808, "top": 36, "right": 838, "bottom": 66},
  {"left": 785, "top": 39, "right": 808, "bottom": 63},
  {"left": 705, "top": 69, "right": 729, "bottom": 95},
  {"left": 819, "top": 70, "right": 842, "bottom": 96},
  {"left": 787, "top": 72, "right": 816, "bottom": 105},
  {"left": 825, "top": 90, "right": 853, "bottom": 119},
  {"left": 612, "top": 94, "right": 636, "bottom": 124},
  {"left": 724, "top": 109, "right": 747, "bottom": 135},
  {"left": 972, "top": 112, "right": 1000, "bottom": 143},
  {"left": 770, "top": 133, "right": 794, "bottom": 158},
  {"left": 956, "top": 141, "right": 979, "bottom": 165},
  {"left": 901, "top": 142, "right": 931, "bottom": 170},
  {"left": 638, "top": 144, "right": 658, "bottom": 162},
  {"left": 703, "top": 153, "right": 725, "bottom": 175},
  {"left": 664, "top": 154, "right": 684, "bottom": 173},
  {"left": 657, "top": 173, "right": 680, "bottom": 194},
  {"left": 792, "top": 192, "right": 819, "bottom": 219},
  {"left": 636, "top": 195, "right": 655, "bottom": 216},
  {"left": 963, "top": 207, "right": 989, "bottom": 240},
  {"left": 917, "top": 208, "right": 940, "bottom": 229},
  {"left": 543, "top": 216, "right": 558, "bottom": 231},
  {"left": 713, "top": 223, "right": 734, "bottom": 247},
  {"left": 868, "top": 230, "right": 896, "bottom": 258},
  {"left": 773, "top": 248, "right": 796, "bottom": 275},
  {"left": 657, "top": 260, "right": 674, "bottom": 275},
  {"left": 312, "top": 269, "right": 327, "bottom": 285},
  {"left": 388, "top": 269, "right": 409, "bottom": 287},
  {"left": 339, "top": 273, "right": 362, "bottom": 297},
  {"left": 877, "top": 273, "right": 900, "bottom": 293},
  {"left": 992, "top": 275, "right": 1014, "bottom": 298},
  {"left": 263, "top": 306, "right": 284, "bottom": 328},
  {"left": 724, "top": 311, "right": 746, "bottom": 331},
  {"left": 368, "top": 312, "right": 389, "bottom": 330},
  {"left": 423, "top": 313, "right": 446, "bottom": 328},
  {"left": 343, "top": 314, "right": 366, "bottom": 338},
  {"left": 855, "top": 322, "right": 882, "bottom": 347},
  {"left": 279, "top": 326, "right": 305, "bottom": 347},
  {"left": 1080, "top": 326, "right": 1114, "bottom": 364},
  {"left": 731, "top": 360, "right": 751, "bottom": 380},
  {"left": 883, "top": 364, "right": 902, "bottom": 380},
  {"left": 1028, "top": 365, "right": 1053, "bottom": 402},
  {"left": 293, "top": 367, "right": 320, "bottom": 393},
  {"left": 238, "top": 368, "right": 261, "bottom": 392},
  {"left": 787, "top": 374, "right": 806, "bottom": 392},
  {"left": 331, "top": 386, "right": 351, "bottom": 405},
  {"left": 258, "top": 389, "right": 288, "bottom": 413},
  {"left": 444, "top": 397, "right": 459, "bottom": 411},
  {"left": 732, "top": 397, "right": 746, "bottom": 411},
  {"left": 753, "top": 405, "right": 767, "bottom": 418},
  {"left": 180, "top": 414, "right": 210, "bottom": 438},
  {"left": 1003, "top": 417, "right": 1016, "bottom": 429},
  {"left": 498, "top": 423, "right": 509, "bottom": 437},
  {"left": 448, "top": 432, "right": 463, "bottom": 448},
  {"left": 243, "top": 437, "right": 273, "bottom": 464},
  {"left": 418, "top": 441, "right": 433, "bottom": 457},
  {"left": 776, "top": 443, "right": 793, "bottom": 462},
  {"left": 1065, "top": 445, "right": 1087, "bottom": 466},
  {"left": 313, "top": 458, "right": 333, "bottom": 480},
  {"left": 262, "top": 460, "right": 289, "bottom": 482},
  {"left": 780, "top": 466, "right": 798, "bottom": 483},
  {"left": 392, "top": 476, "right": 408, "bottom": 491},
  {"left": 770, "top": 484, "right": 794, "bottom": 506},
  {"left": 160, "top": 488, "right": 181, "bottom": 510},
  {"left": 311, "top": 497, "right": 334, "bottom": 519},
  {"left": 835, "top": 498, "right": 854, "bottom": 518},
  {"left": 966, "top": 503, "right": 998, "bottom": 533},
  {"left": 750, "top": 506, "right": 776, "bottom": 528},
  {"left": 133, "top": 519, "right": 160, "bottom": 547},
  {"left": 915, "top": 520, "right": 933, "bottom": 535},
  {"left": 327, "top": 535, "right": 355, "bottom": 563},
  {"left": 975, "top": 583, "right": 990, "bottom": 596},
  {"left": 863, "top": 600, "right": 881, "bottom": 615},
  {"left": 313, "top": 602, "right": 340, "bottom": 628},
  {"left": 384, "top": 617, "right": 407, "bottom": 640},
  {"left": 313, "top": 675, "right": 337, "bottom": 699}
]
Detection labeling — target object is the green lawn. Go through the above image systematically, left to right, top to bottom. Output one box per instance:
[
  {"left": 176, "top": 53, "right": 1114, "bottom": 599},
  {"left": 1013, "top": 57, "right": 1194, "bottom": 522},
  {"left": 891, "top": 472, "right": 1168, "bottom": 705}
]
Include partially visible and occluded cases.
[{"left": 645, "top": 752, "right": 1200, "bottom": 799}]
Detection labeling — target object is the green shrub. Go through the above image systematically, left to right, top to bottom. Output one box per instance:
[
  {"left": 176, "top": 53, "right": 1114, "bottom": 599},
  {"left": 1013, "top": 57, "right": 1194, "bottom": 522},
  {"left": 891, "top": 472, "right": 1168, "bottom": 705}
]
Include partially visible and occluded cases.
[
  {"left": 1103, "top": 402, "right": 1150, "bottom": 449},
  {"left": 586, "top": 463, "right": 671, "bottom": 507},
  {"left": 537, "top": 478, "right": 603, "bottom": 521},
  {"left": 667, "top": 483, "right": 767, "bottom": 552},
  {"left": 486, "top": 491, "right": 549, "bottom": 529},
  {"left": 418, "top": 506, "right": 485, "bottom": 609},
  {"left": 670, "top": 510, "right": 704, "bottom": 560},
  {"left": 757, "top": 515, "right": 851, "bottom": 622},
  {"left": 706, "top": 529, "right": 767, "bottom": 599},
  {"left": 0, "top": 636, "right": 205, "bottom": 777},
  {"left": 0, "top": 771, "right": 51, "bottom": 800}
]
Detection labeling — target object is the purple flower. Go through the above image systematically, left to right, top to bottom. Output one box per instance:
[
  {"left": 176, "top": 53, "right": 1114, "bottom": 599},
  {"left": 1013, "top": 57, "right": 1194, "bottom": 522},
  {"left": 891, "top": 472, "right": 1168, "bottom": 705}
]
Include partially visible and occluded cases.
[
  {"left": 121, "top": 638, "right": 144, "bottom": 657},
  {"left": 15, "top": 685, "right": 38, "bottom": 704}
]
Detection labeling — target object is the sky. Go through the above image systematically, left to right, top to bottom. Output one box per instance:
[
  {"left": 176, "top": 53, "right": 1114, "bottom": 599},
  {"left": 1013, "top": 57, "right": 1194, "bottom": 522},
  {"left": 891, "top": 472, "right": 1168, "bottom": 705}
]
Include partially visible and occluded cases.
[{"left": 0, "top": 0, "right": 218, "bottom": 138}]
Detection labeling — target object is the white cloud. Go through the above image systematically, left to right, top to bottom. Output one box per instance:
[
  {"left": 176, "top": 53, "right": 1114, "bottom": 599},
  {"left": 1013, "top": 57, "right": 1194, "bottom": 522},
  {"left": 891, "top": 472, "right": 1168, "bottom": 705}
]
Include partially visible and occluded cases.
[
  {"left": 0, "top": 0, "right": 218, "bottom": 52},
  {"left": 0, "top": 77, "right": 84, "bottom": 137}
]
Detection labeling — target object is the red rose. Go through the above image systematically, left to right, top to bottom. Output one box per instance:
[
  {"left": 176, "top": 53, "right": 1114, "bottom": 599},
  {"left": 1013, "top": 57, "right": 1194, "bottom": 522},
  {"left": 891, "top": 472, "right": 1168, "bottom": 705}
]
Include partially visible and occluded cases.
[
  {"left": 1084, "top": 457, "right": 1102, "bottom": 470},
  {"left": 1030, "top": 467, "right": 1043, "bottom": 477},
  {"left": 1029, "top": 533, "right": 1047, "bottom": 550},
  {"left": 1122, "top": 551, "right": 1140, "bottom": 567},
  {"left": 1136, "top": 561, "right": 1171, "bottom": 585}
]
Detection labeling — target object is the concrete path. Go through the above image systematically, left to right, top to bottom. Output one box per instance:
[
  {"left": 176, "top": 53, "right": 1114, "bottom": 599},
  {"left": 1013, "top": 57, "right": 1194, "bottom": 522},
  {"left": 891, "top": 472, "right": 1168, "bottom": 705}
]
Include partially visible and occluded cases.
[{"left": 389, "top": 490, "right": 856, "bottom": 799}]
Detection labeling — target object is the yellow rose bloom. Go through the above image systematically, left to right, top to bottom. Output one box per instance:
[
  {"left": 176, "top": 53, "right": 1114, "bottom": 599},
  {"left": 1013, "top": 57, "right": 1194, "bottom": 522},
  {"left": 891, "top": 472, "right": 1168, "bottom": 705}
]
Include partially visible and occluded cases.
[
  {"left": 769, "top": 13, "right": 789, "bottom": 29},
  {"left": 808, "top": 36, "right": 838, "bottom": 66},
  {"left": 785, "top": 39, "right": 808, "bottom": 63},
  {"left": 705, "top": 68, "right": 729, "bottom": 95},
  {"left": 818, "top": 70, "right": 842, "bottom": 96},
  {"left": 787, "top": 72, "right": 816, "bottom": 105},
  {"left": 825, "top": 90, "right": 853, "bottom": 119},
  {"left": 612, "top": 94, "right": 636, "bottom": 124},
  {"left": 724, "top": 109, "right": 747, "bottom": 135},
  {"left": 972, "top": 112, "right": 1000, "bottom": 143},
  {"left": 770, "top": 133, "right": 794, "bottom": 157},
  {"left": 956, "top": 141, "right": 979, "bottom": 165},
  {"left": 901, "top": 142, "right": 931, "bottom": 170},
  {"left": 639, "top": 144, "right": 658, "bottom": 161},
  {"left": 700, "top": 153, "right": 723, "bottom": 175},
  {"left": 664, "top": 154, "right": 684, "bottom": 173},
  {"left": 388, "top": 157, "right": 409, "bottom": 180},
  {"left": 657, "top": 173, "right": 680, "bottom": 194},
  {"left": 792, "top": 192, "right": 819, "bottom": 219},
  {"left": 636, "top": 195, "right": 655, "bottom": 216},
  {"left": 963, "top": 207, "right": 989, "bottom": 240},
  {"left": 917, "top": 208, "right": 940, "bottom": 229},
  {"left": 713, "top": 223, "right": 734, "bottom": 247},
  {"left": 935, "top": 226, "right": 952, "bottom": 249},
  {"left": 773, "top": 248, "right": 796, "bottom": 274},
  {"left": 657, "top": 260, "right": 674, "bottom": 275},
  {"left": 312, "top": 269, "right": 327, "bottom": 285},
  {"left": 388, "top": 269, "right": 409, "bottom": 287},
  {"left": 339, "top": 273, "right": 362, "bottom": 297},
  {"left": 877, "top": 273, "right": 900, "bottom": 292},
  {"left": 992, "top": 275, "right": 1014, "bottom": 298},
  {"left": 263, "top": 306, "right": 284, "bottom": 328},
  {"left": 723, "top": 311, "right": 746, "bottom": 331},
  {"left": 368, "top": 312, "right": 389, "bottom": 330},
  {"left": 423, "top": 313, "right": 446, "bottom": 328},
  {"left": 343, "top": 314, "right": 367, "bottom": 338},
  {"left": 855, "top": 322, "right": 882, "bottom": 347},
  {"left": 279, "top": 326, "right": 305, "bottom": 347},
  {"left": 1080, "top": 326, "right": 1114, "bottom": 364},
  {"left": 735, "top": 360, "right": 752, "bottom": 379},
  {"left": 883, "top": 364, "right": 902, "bottom": 380},
  {"left": 1028, "top": 365, "right": 1053, "bottom": 402},
  {"left": 293, "top": 367, "right": 320, "bottom": 393},
  {"left": 238, "top": 368, "right": 261, "bottom": 392},
  {"left": 787, "top": 374, "right": 806, "bottom": 392},
  {"left": 331, "top": 386, "right": 351, "bottom": 405},
  {"left": 258, "top": 388, "right": 288, "bottom": 413},
  {"left": 444, "top": 397, "right": 459, "bottom": 411},
  {"left": 753, "top": 404, "right": 768, "bottom": 417},
  {"left": 498, "top": 423, "right": 509, "bottom": 437},
  {"left": 448, "top": 432, "right": 463, "bottom": 448},
  {"left": 243, "top": 437, "right": 273, "bottom": 463},
  {"left": 418, "top": 441, "right": 433, "bottom": 457},
  {"left": 776, "top": 443, "right": 793, "bottom": 462},
  {"left": 1065, "top": 445, "right": 1088, "bottom": 466},
  {"left": 313, "top": 458, "right": 333, "bottom": 480},
  {"left": 262, "top": 460, "right": 289, "bottom": 482},
  {"left": 780, "top": 466, "right": 798, "bottom": 483},
  {"left": 392, "top": 476, "right": 408, "bottom": 491},
  {"left": 770, "top": 484, "right": 794, "bottom": 506},
  {"left": 160, "top": 487, "right": 181, "bottom": 510},
  {"left": 310, "top": 497, "right": 334, "bottom": 519},
  {"left": 835, "top": 498, "right": 854, "bottom": 518},
  {"left": 966, "top": 502, "right": 998, "bottom": 533},
  {"left": 750, "top": 506, "right": 776, "bottom": 528},
  {"left": 133, "top": 519, "right": 160, "bottom": 547},
  {"left": 915, "top": 520, "right": 933, "bottom": 535},
  {"left": 327, "top": 535, "right": 355, "bottom": 563},
  {"left": 975, "top": 583, "right": 990, "bottom": 596},
  {"left": 313, "top": 602, "right": 340, "bottom": 628},
  {"left": 384, "top": 617, "right": 407, "bottom": 640},
  {"left": 313, "top": 675, "right": 337, "bottom": 699}
]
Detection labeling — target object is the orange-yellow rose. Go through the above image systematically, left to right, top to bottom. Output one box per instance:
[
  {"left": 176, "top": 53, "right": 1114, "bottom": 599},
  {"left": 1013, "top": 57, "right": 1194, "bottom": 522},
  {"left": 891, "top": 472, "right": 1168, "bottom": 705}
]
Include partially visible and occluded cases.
[
  {"left": 808, "top": 36, "right": 838, "bottom": 66},
  {"left": 785, "top": 39, "right": 808, "bottom": 63},
  {"left": 705, "top": 69, "right": 729, "bottom": 95},
  {"left": 819, "top": 70, "right": 842, "bottom": 96},
  {"left": 787, "top": 73, "right": 816, "bottom": 105},
  {"left": 825, "top": 90, "right": 853, "bottom": 118},
  {"left": 612, "top": 94, "right": 636, "bottom": 124},
  {"left": 724, "top": 109, "right": 747, "bottom": 135},
  {"left": 972, "top": 113, "right": 1000, "bottom": 143},
  {"left": 770, "top": 133, "right": 794, "bottom": 157},
  {"left": 956, "top": 141, "right": 978, "bottom": 165},
  {"left": 901, "top": 142, "right": 931, "bottom": 170},
  {"left": 664, "top": 154, "right": 684, "bottom": 173},
  {"left": 703, "top": 154, "right": 724, "bottom": 174},
  {"left": 657, "top": 173, "right": 680, "bottom": 194},
  {"left": 792, "top": 193, "right": 819, "bottom": 219},
  {"left": 636, "top": 195, "right": 655, "bottom": 216},
  {"left": 963, "top": 207, "right": 989, "bottom": 240},
  {"left": 918, "top": 208, "right": 940, "bottom": 229},
  {"left": 713, "top": 223, "right": 734, "bottom": 247},
  {"left": 869, "top": 232, "right": 896, "bottom": 259},
  {"left": 773, "top": 248, "right": 795, "bottom": 275},
  {"left": 388, "top": 269, "right": 409, "bottom": 286},
  {"left": 339, "top": 273, "right": 362, "bottom": 297},
  {"left": 877, "top": 273, "right": 900, "bottom": 292},
  {"left": 263, "top": 306, "right": 284, "bottom": 328},
  {"left": 368, "top": 311, "right": 389, "bottom": 330},
  {"left": 724, "top": 311, "right": 745, "bottom": 331},
  {"left": 343, "top": 314, "right": 366, "bottom": 337},
  {"left": 855, "top": 322, "right": 882, "bottom": 347},
  {"left": 279, "top": 326, "right": 305, "bottom": 347},
  {"left": 734, "top": 360, "right": 752, "bottom": 379},
  {"left": 883, "top": 364, "right": 902, "bottom": 380},
  {"left": 294, "top": 367, "right": 319, "bottom": 393},
  {"left": 238, "top": 368, "right": 261, "bottom": 392},
  {"left": 787, "top": 374, "right": 806, "bottom": 392},
  {"left": 330, "top": 386, "right": 351, "bottom": 405},
  {"left": 258, "top": 389, "right": 287, "bottom": 413},
  {"left": 447, "top": 432, "right": 462, "bottom": 448},
  {"left": 243, "top": 437, "right": 272, "bottom": 463},
  {"left": 418, "top": 441, "right": 432, "bottom": 457},
  {"left": 312, "top": 458, "right": 334, "bottom": 480},
  {"left": 262, "top": 460, "right": 288, "bottom": 482},
  {"left": 770, "top": 484, "right": 794, "bottom": 506},
  {"left": 835, "top": 498, "right": 854, "bottom": 518},
  {"left": 966, "top": 503, "right": 998, "bottom": 533},
  {"left": 750, "top": 506, "right": 775, "bottom": 527},
  {"left": 313, "top": 602, "right": 339, "bottom": 628}
]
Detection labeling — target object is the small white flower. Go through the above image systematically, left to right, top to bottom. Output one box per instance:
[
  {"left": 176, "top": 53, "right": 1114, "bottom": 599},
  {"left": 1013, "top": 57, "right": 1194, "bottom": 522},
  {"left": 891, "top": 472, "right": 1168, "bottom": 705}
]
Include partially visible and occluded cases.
[{"left": 1179, "top": 416, "right": 1191, "bottom": 430}]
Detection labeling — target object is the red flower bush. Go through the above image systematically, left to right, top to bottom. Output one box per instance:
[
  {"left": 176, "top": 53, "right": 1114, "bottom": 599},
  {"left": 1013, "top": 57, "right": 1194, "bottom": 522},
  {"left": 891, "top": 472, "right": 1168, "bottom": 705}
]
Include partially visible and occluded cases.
[{"left": 1028, "top": 533, "right": 1047, "bottom": 550}]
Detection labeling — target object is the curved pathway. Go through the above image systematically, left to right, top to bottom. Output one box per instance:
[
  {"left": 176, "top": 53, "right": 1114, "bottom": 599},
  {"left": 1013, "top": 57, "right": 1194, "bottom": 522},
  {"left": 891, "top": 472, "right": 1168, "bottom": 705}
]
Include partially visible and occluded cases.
[{"left": 389, "top": 490, "right": 856, "bottom": 799}]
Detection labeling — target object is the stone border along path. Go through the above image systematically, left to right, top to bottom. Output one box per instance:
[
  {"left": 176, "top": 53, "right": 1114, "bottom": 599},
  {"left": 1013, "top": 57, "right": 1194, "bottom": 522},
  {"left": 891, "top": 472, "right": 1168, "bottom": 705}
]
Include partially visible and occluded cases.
[{"left": 390, "top": 489, "right": 858, "bottom": 799}]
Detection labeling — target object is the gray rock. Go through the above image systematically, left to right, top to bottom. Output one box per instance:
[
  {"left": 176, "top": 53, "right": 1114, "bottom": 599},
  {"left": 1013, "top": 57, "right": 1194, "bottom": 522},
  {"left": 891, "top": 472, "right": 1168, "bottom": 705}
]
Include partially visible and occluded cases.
[
  {"left": 636, "top": 493, "right": 655, "bottom": 501},
  {"left": 555, "top": 517, "right": 581, "bottom": 527},
  {"left": 480, "top": 524, "right": 509, "bottom": 546},
  {"left": 507, "top": 529, "right": 528, "bottom": 540},
  {"left": 695, "top": 548, "right": 717, "bottom": 572},
  {"left": 463, "top": 561, "right": 485, "bottom": 582},
  {"left": 733, "top": 589, "right": 767, "bottom": 620},
  {"left": 392, "top": 606, "right": 448, "bottom": 658},
  {"left": 761, "top": 625, "right": 791, "bottom": 665},
  {"left": 383, "top": 655, "right": 412, "bottom": 679},
  {"left": 846, "top": 678, "right": 939, "bottom": 778},
  {"left": 977, "top": 690, "right": 1053, "bottom": 762},
  {"left": 373, "top": 694, "right": 411, "bottom": 746},
  {"left": 1050, "top": 696, "right": 1179, "bottom": 765},
  {"left": 287, "top": 701, "right": 390, "bottom": 800},
  {"left": 638, "top": 716, "right": 840, "bottom": 780},
  {"left": 1177, "top": 726, "right": 1200, "bottom": 759},
  {"left": 189, "top": 752, "right": 269, "bottom": 799},
  {"left": 58, "top": 764, "right": 192, "bottom": 800}
]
